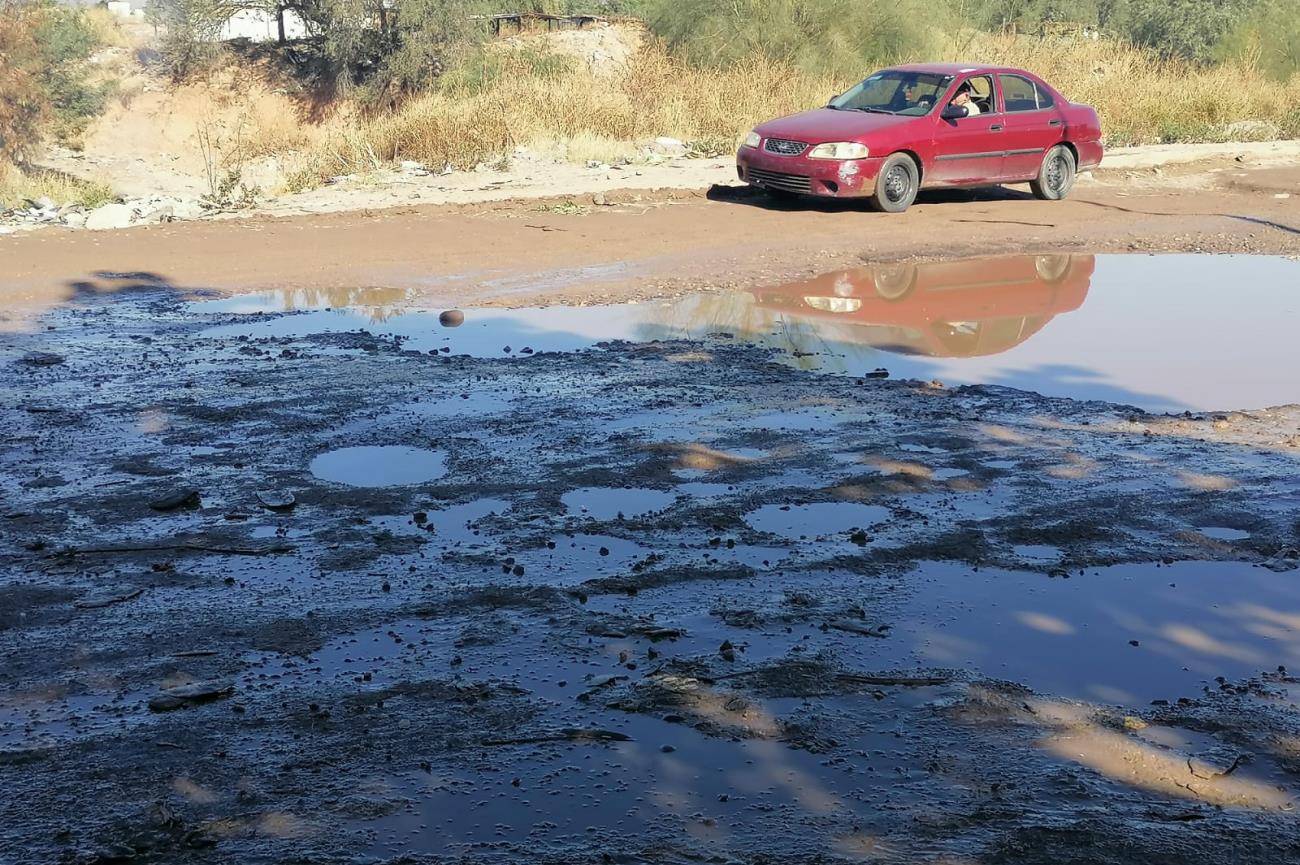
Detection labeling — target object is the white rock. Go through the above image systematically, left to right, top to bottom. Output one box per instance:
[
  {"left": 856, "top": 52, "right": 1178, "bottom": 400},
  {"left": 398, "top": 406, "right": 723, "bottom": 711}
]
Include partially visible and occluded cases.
[
  {"left": 652, "top": 136, "right": 688, "bottom": 156},
  {"left": 171, "top": 200, "right": 204, "bottom": 221},
  {"left": 84, "top": 203, "right": 134, "bottom": 231},
  {"left": 139, "top": 205, "right": 175, "bottom": 224},
  {"left": 63, "top": 211, "right": 88, "bottom": 229}
]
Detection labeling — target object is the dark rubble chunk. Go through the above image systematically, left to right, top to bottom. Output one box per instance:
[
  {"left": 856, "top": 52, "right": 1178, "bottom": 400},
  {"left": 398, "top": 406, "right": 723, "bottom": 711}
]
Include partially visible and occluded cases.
[
  {"left": 19, "top": 351, "right": 65, "bottom": 366},
  {"left": 149, "top": 489, "right": 201, "bottom": 511},
  {"left": 255, "top": 490, "right": 297, "bottom": 511},
  {"left": 74, "top": 587, "right": 145, "bottom": 610},
  {"left": 825, "top": 619, "right": 891, "bottom": 638},
  {"left": 147, "top": 680, "right": 234, "bottom": 712}
]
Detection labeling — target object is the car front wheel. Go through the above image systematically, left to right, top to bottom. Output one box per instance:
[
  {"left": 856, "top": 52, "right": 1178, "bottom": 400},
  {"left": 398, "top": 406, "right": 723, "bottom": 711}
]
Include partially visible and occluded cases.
[
  {"left": 1031, "top": 145, "right": 1076, "bottom": 200},
  {"left": 868, "top": 154, "right": 919, "bottom": 213}
]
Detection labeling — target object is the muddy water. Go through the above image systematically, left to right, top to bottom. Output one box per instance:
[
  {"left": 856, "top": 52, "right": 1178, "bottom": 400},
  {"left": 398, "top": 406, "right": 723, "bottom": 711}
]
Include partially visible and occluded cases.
[
  {"left": 195, "top": 253, "right": 1300, "bottom": 412},
  {"left": 7, "top": 257, "right": 1300, "bottom": 865},
  {"left": 206, "top": 554, "right": 1300, "bottom": 858}
]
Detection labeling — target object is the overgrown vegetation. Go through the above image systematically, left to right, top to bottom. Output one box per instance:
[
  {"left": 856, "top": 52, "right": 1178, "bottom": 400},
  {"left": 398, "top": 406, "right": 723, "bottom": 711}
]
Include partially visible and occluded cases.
[
  {"left": 0, "top": 0, "right": 116, "bottom": 162},
  {"left": 9, "top": 0, "right": 1294, "bottom": 202},
  {"left": 149, "top": 0, "right": 495, "bottom": 100},
  {"left": 639, "top": 0, "right": 1300, "bottom": 78},
  {"left": 643, "top": 0, "right": 941, "bottom": 74},
  {"left": 1219, "top": 0, "right": 1300, "bottom": 78},
  {"left": 0, "top": 1, "right": 46, "bottom": 164},
  {"left": 281, "top": 29, "right": 1300, "bottom": 189}
]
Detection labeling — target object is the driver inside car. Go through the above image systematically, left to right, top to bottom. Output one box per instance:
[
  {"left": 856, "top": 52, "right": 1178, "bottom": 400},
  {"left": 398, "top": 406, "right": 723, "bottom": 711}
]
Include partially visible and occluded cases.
[{"left": 949, "top": 82, "right": 981, "bottom": 116}]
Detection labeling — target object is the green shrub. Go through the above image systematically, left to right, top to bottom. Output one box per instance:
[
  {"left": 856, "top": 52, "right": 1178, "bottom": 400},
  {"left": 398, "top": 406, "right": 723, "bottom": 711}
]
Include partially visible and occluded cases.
[
  {"left": 0, "top": 0, "right": 111, "bottom": 160},
  {"left": 640, "top": 0, "right": 947, "bottom": 77},
  {"left": 1218, "top": 0, "right": 1300, "bottom": 78},
  {"left": 0, "top": 1, "right": 47, "bottom": 162}
]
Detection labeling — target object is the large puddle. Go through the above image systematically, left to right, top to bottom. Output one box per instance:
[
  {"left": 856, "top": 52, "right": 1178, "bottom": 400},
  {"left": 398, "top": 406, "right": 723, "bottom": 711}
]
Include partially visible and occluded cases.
[
  {"left": 195, "top": 254, "right": 1300, "bottom": 412},
  {"left": 309, "top": 446, "right": 447, "bottom": 487},
  {"left": 221, "top": 553, "right": 1300, "bottom": 857}
]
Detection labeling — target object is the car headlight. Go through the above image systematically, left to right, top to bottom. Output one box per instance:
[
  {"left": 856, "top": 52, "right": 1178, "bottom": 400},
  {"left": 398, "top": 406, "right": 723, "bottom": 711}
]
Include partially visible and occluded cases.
[
  {"left": 743, "top": 131, "right": 762, "bottom": 149},
  {"left": 808, "top": 142, "right": 870, "bottom": 160}
]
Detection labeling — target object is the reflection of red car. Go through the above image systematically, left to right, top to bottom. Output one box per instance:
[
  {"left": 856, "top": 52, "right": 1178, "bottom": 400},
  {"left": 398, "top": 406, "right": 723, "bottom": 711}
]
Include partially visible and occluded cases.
[
  {"left": 736, "top": 64, "right": 1103, "bottom": 212},
  {"left": 751, "top": 254, "right": 1093, "bottom": 358}
]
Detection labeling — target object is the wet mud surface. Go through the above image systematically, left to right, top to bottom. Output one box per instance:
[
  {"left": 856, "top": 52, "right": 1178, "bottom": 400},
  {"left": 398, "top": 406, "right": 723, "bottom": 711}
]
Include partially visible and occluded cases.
[{"left": 3, "top": 265, "right": 1300, "bottom": 864}]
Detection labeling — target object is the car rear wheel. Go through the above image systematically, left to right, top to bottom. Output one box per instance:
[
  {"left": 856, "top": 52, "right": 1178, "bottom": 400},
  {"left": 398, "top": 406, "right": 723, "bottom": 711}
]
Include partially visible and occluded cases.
[
  {"left": 1031, "top": 145, "right": 1076, "bottom": 200},
  {"left": 868, "top": 154, "right": 919, "bottom": 213}
]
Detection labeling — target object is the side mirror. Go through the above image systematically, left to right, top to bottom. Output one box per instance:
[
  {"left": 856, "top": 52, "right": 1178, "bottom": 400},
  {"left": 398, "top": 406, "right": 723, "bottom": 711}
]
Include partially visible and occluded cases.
[{"left": 941, "top": 104, "right": 965, "bottom": 120}]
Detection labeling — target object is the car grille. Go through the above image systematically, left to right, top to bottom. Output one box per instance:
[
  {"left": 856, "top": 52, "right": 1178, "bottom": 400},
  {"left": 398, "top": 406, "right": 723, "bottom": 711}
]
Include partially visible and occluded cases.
[
  {"left": 763, "top": 138, "right": 808, "bottom": 156},
  {"left": 748, "top": 167, "right": 813, "bottom": 194}
]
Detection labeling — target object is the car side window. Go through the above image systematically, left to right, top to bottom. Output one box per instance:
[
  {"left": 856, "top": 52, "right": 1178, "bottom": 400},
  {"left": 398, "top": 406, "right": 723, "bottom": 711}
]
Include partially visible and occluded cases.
[
  {"left": 999, "top": 74, "right": 1054, "bottom": 112},
  {"left": 966, "top": 75, "right": 997, "bottom": 113}
]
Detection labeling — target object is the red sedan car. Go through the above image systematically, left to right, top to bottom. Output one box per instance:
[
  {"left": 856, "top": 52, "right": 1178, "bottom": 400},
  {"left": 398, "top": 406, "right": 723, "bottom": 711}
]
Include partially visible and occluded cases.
[{"left": 736, "top": 63, "right": 1103, "bottom": 212}]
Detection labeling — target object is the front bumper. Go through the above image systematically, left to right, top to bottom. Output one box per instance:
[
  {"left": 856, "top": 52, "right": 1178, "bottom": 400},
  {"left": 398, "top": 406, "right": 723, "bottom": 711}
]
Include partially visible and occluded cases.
[{"left": 737, "top": 145, "right": 884, "bottom": 197}]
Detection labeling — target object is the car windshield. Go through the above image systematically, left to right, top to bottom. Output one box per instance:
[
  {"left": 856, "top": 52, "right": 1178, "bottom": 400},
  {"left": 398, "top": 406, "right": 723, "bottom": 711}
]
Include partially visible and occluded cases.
[{"left": 830, "top": 71, "right": 954, "bottom": 116}]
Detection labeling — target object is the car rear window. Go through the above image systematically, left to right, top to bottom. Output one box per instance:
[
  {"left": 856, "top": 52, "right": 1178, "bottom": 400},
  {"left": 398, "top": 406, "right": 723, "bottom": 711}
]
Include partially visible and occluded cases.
[{"left": 999, "top": 74, "right": 1054, "bottom": 112}]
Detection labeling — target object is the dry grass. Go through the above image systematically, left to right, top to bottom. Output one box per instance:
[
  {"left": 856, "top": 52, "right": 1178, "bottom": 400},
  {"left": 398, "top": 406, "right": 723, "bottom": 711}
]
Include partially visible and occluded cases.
[
  {"left": 80, "top": 7, "right": 133, "bottom": 50},
  {"left": 947, "top": 30, "right": 1300, "bottom": 144},
  {"left": 278, "top": 33, "right": 1300, "bottom": 189},
  {"left": 0, "top": 162, "right": 116, "bottom": 209}
]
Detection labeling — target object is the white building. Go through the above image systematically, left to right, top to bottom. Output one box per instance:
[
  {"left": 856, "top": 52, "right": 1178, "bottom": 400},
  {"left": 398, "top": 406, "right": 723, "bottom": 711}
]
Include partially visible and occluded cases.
[{"left": 217, "top": 9, "right": 309, "bottom": 42}]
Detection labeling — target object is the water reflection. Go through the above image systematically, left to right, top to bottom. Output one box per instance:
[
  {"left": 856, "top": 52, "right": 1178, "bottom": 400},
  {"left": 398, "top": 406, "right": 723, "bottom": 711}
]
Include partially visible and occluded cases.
[
  {"left": 195, "top": 254, "right": 1300, "bottom": 412},
  {"left": 746, "top": 254, "right": 1091, "bottom": 358}
]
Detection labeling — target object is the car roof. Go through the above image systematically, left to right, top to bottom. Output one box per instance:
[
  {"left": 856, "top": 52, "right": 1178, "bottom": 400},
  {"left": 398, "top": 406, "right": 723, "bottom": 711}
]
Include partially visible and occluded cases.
[{"left": 887, "top": 62, "right": 1031, "bottom": 77}]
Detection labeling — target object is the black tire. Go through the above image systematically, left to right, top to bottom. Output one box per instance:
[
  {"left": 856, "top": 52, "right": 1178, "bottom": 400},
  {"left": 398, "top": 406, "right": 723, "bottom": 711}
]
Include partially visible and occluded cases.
[
  {"left": 1031, "top": 145, "right": 1076, "bottom": 200},
  {"left": 868, "top": 153, "right": 920, "bottom": 213}
]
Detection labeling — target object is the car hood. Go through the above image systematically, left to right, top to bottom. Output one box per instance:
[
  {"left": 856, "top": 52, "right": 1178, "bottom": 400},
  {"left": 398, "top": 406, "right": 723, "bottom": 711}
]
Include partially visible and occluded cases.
[{"left": 754, "top": 108, "right": 917, "bottom": 144}]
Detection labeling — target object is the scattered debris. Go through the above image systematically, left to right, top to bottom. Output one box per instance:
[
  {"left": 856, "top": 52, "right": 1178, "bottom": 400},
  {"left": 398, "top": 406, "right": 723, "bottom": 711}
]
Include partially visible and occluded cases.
[
  {"left": 19, "top": 351, "right": 65, "bottom": 366},
  {"left": 149, "top": 489, "right": 201, "bottom": 511},
  {"left": 255, "top": 490, "right": 297, "bottom": 511},
  {"left": 74, "top": 587, "right": 145, "bottom": 609},
  {"left": 825, "top": 619, "right": 891, "bottom": 638},
  {"left": 147, "top": 680, "right": 234, "bottom": 712},
  {"left": 481, "top": 728, "right": 632, "bottom": 746}
]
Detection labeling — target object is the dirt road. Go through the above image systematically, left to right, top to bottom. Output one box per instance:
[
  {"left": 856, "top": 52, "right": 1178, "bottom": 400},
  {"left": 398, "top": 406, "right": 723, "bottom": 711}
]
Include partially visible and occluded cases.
[{"left": 2, "top": 156, "right": 1297, "bottom": 329}]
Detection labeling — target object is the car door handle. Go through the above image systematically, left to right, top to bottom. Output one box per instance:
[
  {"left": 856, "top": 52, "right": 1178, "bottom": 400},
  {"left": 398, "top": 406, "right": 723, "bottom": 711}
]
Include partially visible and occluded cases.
[
  {"left": 1048, "top": 119, "right": 1062, "bottom": 127},
  {"left": 989, "top": 124, "right": 1003, "bottom": 132}
]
